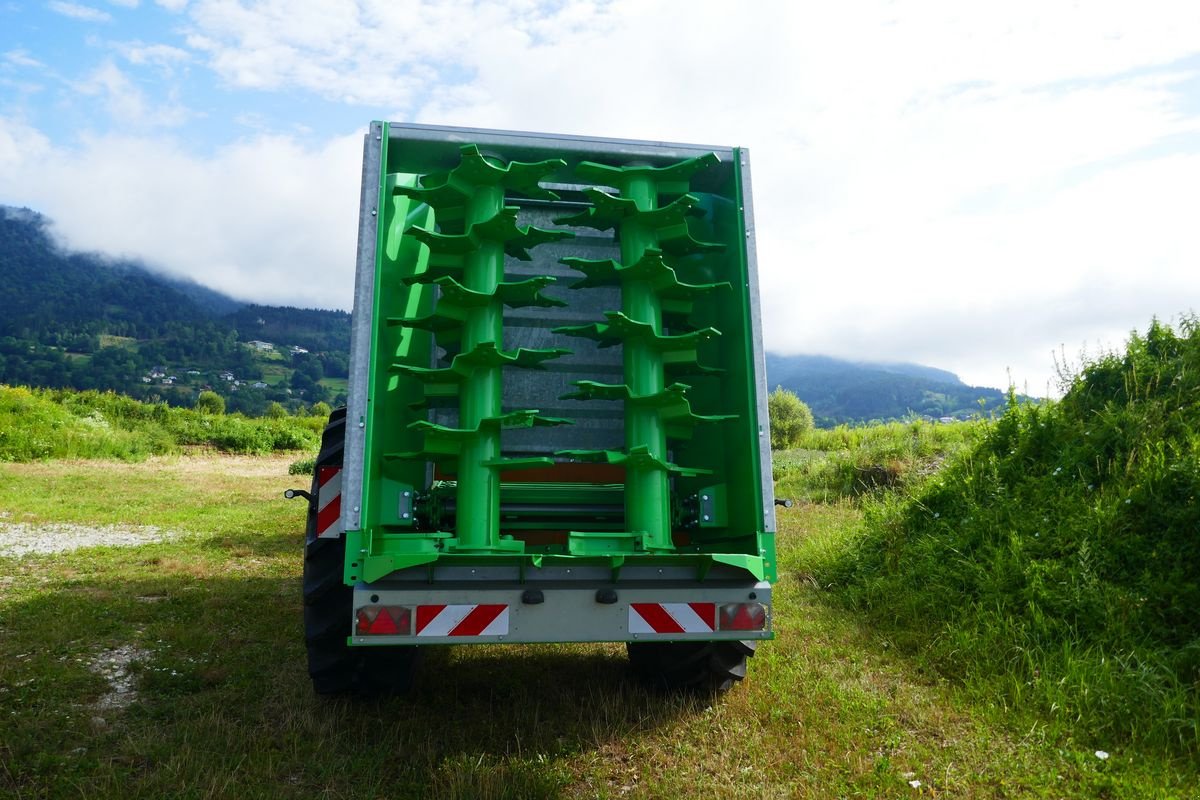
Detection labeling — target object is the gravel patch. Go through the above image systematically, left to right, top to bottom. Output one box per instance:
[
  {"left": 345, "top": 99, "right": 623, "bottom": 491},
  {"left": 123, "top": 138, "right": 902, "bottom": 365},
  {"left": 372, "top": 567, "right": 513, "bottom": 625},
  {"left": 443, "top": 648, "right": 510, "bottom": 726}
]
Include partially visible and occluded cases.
[
  {"left": 0, "top": 522, "right": 178, "bottom": 558},
  {"left": 89, "top": 643, "right": 149, "bottom": 712}
]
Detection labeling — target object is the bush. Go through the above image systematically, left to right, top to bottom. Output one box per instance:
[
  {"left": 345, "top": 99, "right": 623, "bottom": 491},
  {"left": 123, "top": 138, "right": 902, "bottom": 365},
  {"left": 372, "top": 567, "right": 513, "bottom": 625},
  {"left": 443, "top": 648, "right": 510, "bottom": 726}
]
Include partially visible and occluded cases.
[
  {"left": 812, "top": 316, "right": 1200, "bottom": 752},
  {"left": 768, "top": 386, "right": 814, "bottom": 450},
  {"left": 195, "top": 391, "right": 225, "bottom": 415}
]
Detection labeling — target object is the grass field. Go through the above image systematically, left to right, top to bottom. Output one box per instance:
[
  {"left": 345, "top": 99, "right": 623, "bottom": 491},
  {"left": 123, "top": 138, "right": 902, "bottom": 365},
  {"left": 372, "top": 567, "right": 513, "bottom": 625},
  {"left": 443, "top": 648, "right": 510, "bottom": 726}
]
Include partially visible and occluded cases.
[{"left": 2, "top": 456, "right": 1196, "bottom": 798}]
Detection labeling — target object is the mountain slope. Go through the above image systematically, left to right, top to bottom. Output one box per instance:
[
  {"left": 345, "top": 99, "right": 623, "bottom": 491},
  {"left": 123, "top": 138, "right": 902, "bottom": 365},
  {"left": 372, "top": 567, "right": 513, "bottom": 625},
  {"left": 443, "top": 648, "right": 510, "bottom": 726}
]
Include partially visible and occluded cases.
[
  {"left": 2, "top": 205, "right": 1007, "bottom": 424},
  {"left": 0, "top": 206, "right": 350, "bottom": 414},
  {"left": 0, "top": 207, "right": 221, "bottom": 340},
  {"left": 766, "top": 353, "right": 1007, "bottom": 424}
]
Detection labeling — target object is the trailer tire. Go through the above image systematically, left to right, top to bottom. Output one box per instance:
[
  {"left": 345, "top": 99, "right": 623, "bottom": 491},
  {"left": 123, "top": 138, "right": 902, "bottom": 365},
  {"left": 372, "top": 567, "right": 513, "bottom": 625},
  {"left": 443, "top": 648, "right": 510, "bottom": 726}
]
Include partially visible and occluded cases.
[
  {"left": 303, "top": 408, "right": 419, "bottom": 695},
  {"left": 626, "top": 639, "right": 757, "bottom": 694}
]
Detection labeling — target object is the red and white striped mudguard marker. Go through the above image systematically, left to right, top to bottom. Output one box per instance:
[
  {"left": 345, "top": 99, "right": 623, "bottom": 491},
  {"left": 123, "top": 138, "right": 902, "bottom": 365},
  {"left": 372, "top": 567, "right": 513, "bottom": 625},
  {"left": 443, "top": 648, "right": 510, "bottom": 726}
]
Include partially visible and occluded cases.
[
  {"left": 315, "top": 466, "right": 342, "bottom": 539},
  {"left": 629, "top": 602, "right": 716, "bottom": 635},
  {"left": 415, "top": 604, "right": 509, "bottom": 637}
]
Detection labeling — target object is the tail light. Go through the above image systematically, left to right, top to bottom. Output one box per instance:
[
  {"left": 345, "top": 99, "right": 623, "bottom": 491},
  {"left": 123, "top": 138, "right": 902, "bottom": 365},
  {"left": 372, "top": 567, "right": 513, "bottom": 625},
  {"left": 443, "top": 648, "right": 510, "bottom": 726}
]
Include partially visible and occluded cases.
[
  {"left": 718, "top": 602, "right": 767, "bottom": 631},
  {"left": 355, "top": 605, "right": 412, "bottom": 635}
]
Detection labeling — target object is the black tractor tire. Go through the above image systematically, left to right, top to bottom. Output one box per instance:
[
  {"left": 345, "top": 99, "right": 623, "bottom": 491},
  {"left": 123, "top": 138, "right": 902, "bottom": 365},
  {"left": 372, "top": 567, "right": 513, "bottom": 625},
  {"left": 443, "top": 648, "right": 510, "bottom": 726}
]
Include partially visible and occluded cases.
[
  {"left": 303, "top": 408, "right": 418, "bottom": 695},
  {"left": 626, "top": 639, "right": 757, "bottom": 694}
]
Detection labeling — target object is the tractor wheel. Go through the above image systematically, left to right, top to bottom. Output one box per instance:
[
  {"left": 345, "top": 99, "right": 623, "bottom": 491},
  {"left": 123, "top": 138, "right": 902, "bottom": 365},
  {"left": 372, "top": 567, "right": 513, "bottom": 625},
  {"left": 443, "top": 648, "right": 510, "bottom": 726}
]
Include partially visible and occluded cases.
[
  {"left": 303, "top": 408, "right": 418, "bottom": 695},
  {"left": 626, "top": 639, "right": 757, "bottom": 694}
]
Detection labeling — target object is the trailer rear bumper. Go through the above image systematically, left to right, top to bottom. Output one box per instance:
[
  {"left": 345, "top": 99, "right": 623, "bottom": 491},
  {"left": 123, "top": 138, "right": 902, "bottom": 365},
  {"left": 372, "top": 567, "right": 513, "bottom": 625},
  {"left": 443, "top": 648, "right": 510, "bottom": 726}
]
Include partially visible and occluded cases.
[{"left": 349, "top": 580, "right": 772, "bottom": 646}]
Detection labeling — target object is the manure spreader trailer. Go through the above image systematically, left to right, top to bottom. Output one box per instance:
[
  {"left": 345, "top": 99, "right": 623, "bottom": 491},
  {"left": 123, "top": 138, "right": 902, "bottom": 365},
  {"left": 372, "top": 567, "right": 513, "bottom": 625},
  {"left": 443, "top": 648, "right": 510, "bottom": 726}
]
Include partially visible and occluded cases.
[{"left": 290, "top": 122, "right": 778, "bottom": 694}]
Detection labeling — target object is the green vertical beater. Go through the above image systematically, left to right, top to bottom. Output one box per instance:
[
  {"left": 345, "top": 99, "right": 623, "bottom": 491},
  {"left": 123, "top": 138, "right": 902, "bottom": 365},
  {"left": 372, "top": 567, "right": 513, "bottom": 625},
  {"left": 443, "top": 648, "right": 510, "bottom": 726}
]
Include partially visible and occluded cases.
[
  {"left": 388, "top": 145, "right": 573, "bottom": 553},
  {"left": 554, "top": 154, "right": 733, "bottom": 553}
]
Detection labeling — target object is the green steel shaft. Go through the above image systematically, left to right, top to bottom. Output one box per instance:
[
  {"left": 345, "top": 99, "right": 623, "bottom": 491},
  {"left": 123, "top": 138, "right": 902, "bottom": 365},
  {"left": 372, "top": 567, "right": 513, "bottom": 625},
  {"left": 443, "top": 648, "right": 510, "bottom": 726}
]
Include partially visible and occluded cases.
[
  {"left": 620, "top": 174, "right": 672, "bottom": 551},
  {"left": 456, "top": 181, "right": 505, "bottom": 550}
]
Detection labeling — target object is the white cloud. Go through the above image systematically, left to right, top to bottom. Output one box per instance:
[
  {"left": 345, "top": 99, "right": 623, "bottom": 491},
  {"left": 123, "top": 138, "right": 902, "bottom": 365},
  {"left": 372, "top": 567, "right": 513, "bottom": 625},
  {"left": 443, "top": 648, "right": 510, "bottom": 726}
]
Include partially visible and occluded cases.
[
  {"left": 11, "top": 0, "right": 1200, "bottom": 391},
  {"left": 107, "top": 0, "right": 138, "bottom": 7},
  {"left": 153, "top": 0, "right": 187, "bottom": 11},
  {"left": 47, "top": 1, "right": 112, "bottom": 22},
  {"left": 114, "top": 41, "right": 191, "bottom": 77},
  {"left": 4, "top": 50, "right": 46, "bottom": 69},
  {"left": 76, "top": 60, "right": 192, "bottom": 127},
  {"left": 0, "top": 117, "right": 364, "bottom": 309}
]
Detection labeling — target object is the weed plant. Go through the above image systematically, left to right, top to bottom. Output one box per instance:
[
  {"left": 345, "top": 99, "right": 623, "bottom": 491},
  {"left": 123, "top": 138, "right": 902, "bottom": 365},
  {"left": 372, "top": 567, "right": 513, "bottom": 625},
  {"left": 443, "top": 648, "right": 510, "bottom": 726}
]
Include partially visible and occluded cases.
[
  {"left": 809, "top": 318, "right": 1200, "bottom": 753},
  {"left": 0, "top": 386, "right": 321, "bottom": 461}
]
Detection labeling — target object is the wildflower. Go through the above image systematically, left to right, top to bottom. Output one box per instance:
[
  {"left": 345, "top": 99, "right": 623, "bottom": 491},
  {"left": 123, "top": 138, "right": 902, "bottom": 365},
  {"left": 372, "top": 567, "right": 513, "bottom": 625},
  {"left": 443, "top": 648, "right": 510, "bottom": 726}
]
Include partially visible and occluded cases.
[
  {"left": 1124, "top": 499, "right": 1131, "bottom": 505},
  {"left": 1095, "top": 750, "right": 1109, "bottom": 760},
  {"left": 909, "top": 780, "right": 922, "bottom": 788}
]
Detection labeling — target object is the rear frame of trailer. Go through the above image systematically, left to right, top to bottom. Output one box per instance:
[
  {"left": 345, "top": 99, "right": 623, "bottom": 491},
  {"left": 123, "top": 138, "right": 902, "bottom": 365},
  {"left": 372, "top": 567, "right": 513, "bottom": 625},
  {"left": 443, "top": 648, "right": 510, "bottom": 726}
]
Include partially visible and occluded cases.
[{"left": 301, "top": 121, "right": 777, "bottom": 693}]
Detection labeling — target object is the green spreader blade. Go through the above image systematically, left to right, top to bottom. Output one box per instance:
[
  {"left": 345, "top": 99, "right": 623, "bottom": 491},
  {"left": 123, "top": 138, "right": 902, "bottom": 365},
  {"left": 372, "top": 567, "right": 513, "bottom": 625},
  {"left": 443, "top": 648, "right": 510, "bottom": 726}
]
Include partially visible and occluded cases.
[
  {"left": 390, "top": 144, "right": 566, "bottom": 221},
  {"left": 574, "top": 152, "right": 720, "bottom": 195},
  {"left": 554, "top": 192, "right": 722, "bottom": 254},
  {"left": 404, "top": 208, "right": 574, "bottom": 278},
  {"left": 561, "top": 250, "right": 731, "bottom": 309},
  {"left": 388, "top": 275, "right": 565, "bottom": 338},
  {"left": 554, "top": 311, "right": 719, "bottom": 355},
  {"left": 390, "top": 342, "right": 571, "bottom": 398},
  {"left": 558, "top": 381, "right": 736, "bottom": 439},
  {"left": 388, "top": 411, "right": 571, "bottom": 462},
  {"left": 555, "top": 445, "right": 712, "bottom": 477}
]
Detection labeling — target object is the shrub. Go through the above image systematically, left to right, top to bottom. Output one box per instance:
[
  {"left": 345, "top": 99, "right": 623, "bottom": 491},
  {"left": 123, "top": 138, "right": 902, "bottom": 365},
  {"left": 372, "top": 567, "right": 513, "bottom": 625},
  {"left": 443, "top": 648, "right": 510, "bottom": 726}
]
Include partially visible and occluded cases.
[
  {"left": 813, "top": 316, "right": 1200, "bottom": 752},
  {"left": 768, "top": 386, "right": 814, "bottom": 450},
  {"left": 195, "top": 391, "right": 225, "bottom": 415}
]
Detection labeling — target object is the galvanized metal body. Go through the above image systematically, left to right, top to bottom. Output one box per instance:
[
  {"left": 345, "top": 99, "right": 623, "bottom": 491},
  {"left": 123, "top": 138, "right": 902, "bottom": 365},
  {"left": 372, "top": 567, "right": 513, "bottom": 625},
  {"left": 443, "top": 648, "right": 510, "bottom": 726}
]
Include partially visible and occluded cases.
[{"left": 341, "top": 122, "right": 776, "bottom": 646}]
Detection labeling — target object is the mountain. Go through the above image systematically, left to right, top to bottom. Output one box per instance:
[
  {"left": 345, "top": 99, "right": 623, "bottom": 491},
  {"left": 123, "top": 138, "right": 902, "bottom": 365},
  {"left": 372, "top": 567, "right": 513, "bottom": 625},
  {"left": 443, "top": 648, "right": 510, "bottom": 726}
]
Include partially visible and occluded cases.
[
  {"left": 0, "top": 206, "right": 350, "bottom": 415},
  {"left": 0, "top": 206, "right": 221, "bottom": 340},
  {"left": 2, "top": 206, "right": 1008, "bottom": 424},
  {"left": 765, "top": 353, "right": 1008, "bottom": 425}
]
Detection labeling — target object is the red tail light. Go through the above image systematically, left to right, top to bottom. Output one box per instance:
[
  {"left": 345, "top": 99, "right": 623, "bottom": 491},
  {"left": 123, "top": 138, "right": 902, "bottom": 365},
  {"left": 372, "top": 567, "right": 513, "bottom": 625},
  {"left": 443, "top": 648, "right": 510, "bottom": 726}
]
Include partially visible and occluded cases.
[
  {"left": 718, "top": 602, "right": 767, "bottom": 631},
  {"left": 355, "top": 605, "right": 412, "bottom": 635}
]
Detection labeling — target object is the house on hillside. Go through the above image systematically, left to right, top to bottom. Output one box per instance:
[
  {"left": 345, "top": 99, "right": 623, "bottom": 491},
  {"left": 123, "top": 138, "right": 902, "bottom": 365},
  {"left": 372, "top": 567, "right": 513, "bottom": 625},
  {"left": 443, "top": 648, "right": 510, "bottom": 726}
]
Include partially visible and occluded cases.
[
  {"left": 247, "top": 340, "right": 274, "bottom": 351},
  {"left": 290, "top": 346, "right": 309, "bottom": 355},
  {"left": 219, "top": 371, "right": 234, "bottom": 381},
  {"left": 252, "top": 381, "right": 269, "bottom": 389}
]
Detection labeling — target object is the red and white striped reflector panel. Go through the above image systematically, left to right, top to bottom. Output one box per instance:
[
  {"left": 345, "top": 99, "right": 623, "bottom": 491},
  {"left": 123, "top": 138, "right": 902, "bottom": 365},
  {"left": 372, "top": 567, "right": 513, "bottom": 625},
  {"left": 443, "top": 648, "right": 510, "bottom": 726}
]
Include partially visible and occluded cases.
[
  {"left": 315, "top": 466, "right": 342, "bottom": 539},
  {"left": 718, "top": 602, "right": 768, "bottom": 631},
  {"left": 628, "top": 603, "right": 716, "bottom": 635},
  {"left": 415, "top": 604, "right": 509, "bottom": 637}
]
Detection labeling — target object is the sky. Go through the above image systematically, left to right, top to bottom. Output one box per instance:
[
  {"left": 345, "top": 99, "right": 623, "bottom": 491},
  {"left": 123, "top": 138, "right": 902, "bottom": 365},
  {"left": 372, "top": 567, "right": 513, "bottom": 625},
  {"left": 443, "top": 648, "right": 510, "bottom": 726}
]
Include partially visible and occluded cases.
[{"left": 2, "top": 1, "right": 1200, "bottom": 395}]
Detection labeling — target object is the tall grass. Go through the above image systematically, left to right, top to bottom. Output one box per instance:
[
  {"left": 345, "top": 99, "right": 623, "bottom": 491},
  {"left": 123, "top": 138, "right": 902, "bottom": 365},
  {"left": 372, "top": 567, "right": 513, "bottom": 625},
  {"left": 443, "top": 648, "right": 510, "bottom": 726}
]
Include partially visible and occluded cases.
[
  {"left": 803, "top": 318, "right": 1200, "bottom": 753},
  {"left": 0, "top": 385, "right": 322, "bottom": 461},
  {"left": 773, "top": 419, "right": 987, "bottom": 503}
]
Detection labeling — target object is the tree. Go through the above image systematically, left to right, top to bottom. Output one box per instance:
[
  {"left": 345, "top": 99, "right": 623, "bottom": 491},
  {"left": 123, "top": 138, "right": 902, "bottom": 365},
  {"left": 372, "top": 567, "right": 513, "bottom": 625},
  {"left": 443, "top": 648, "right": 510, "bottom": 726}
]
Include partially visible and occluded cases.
[
  {"left": 768, "top": 386, "right": 814, "bottom": 450},
  {"left": 195, "top": 390, "right": 225, "bottom": 415},
  {"left": 266, "top": 401, "right": 288, "bottom": 419},
  {"left": 310, "top": 401, "right": 332, "bottom": 419}
]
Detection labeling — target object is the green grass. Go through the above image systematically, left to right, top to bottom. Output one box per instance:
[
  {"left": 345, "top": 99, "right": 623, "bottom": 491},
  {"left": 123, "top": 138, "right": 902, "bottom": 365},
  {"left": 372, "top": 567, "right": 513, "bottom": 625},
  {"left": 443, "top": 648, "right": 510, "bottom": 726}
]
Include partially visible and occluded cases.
[
  {"left": 798, "top": 317, "right": 1200, "bottom": 755},
  {"left": 97, "top": 335, "right": 137, "bottom": 349},
  {"left": 319, "top": 376, "right": 349, "bottom": 395},
  {"left": 0, "top": 385, "right": 323, "bottom": 461},
  {"left": 773, "top": 419, "right": 986, "bottom": 503},
  {"left": 1, "top": 457, "right": 1196, "bottom": 798}
]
